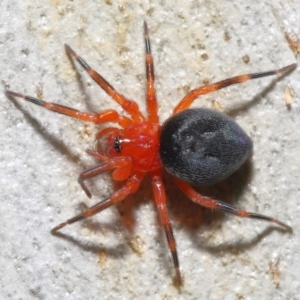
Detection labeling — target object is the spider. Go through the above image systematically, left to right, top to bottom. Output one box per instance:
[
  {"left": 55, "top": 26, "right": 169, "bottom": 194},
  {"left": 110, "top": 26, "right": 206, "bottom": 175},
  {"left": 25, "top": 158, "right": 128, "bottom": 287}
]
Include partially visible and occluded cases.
[{"left": 6, "top": 22, "right": 295, "bottom": 286}]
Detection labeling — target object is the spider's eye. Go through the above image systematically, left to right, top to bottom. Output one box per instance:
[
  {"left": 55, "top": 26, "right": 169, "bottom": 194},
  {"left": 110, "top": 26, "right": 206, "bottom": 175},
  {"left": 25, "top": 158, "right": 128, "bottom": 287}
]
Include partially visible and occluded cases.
[{"left": 114, "top": 136, "right": 122, "bottom": 153}]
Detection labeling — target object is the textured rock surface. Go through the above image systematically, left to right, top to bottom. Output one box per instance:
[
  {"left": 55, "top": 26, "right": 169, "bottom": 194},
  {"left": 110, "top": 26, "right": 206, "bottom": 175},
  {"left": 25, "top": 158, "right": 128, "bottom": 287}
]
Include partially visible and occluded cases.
[{"left": 1, "top": 1, "right": 299, "bottom": 299}]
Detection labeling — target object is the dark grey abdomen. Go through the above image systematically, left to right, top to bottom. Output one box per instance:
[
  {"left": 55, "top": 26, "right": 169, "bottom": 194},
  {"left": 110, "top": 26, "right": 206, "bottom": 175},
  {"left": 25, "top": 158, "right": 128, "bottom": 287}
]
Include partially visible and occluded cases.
[{"left": 159, "top": 108, "right": 253, "bottom": 185}]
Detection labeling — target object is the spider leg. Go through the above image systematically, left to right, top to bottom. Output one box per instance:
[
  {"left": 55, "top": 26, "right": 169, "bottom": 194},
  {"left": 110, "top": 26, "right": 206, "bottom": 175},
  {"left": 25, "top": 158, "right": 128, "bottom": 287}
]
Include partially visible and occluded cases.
[
  {"left": 144, "top": 21, "right": 159, "bottom": 123},
  {"left": 65, "top": 44, "right": 145, "bottom": 123},
  {"left": 173, "top": 63, "right": 297, "bottom": 114},
  {"left": 6, "top": 91, "right": 132, "bottom": 128},
  {"left": 78, "top": 156, "right": 133, "bottom": 198},
  {"left": 151, "top": 170, "right": 182, "bottom": 286},
  {"left": 52, "top": 171, "right": 145, "bottom": 231},
  {"left": 174, "top": 178, "right": 291, "bottom": 230}
]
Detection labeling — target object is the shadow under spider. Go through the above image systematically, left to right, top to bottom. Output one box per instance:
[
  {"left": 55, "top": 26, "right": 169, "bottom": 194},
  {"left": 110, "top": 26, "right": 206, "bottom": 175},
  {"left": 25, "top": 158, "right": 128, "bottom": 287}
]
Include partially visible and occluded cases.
[
  {"left": 7, "top": 94, "right": 81, "bottom": 165},
  {"left": 52, "top": 156, "right": 289, "bottom": 270},
  {"left": 52, "top": 230, "right": 129, "bottom": 260}
]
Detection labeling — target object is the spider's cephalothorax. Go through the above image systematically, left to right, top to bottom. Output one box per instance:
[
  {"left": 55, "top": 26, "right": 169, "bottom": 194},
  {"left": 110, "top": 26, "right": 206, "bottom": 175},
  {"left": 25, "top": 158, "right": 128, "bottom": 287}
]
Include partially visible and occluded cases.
[
  {"left": 7, "top": 21, "right": 295, "bottom": 286},
  {"left": 107, "top": 121, "right": 161, "bottom": 172}
]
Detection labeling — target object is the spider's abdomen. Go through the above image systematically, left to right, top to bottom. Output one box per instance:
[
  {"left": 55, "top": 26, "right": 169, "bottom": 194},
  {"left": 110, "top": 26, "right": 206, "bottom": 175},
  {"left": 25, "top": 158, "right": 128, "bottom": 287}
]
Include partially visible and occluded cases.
[{"left": 159, "top": 108, "right": 253, "bottom": 185}]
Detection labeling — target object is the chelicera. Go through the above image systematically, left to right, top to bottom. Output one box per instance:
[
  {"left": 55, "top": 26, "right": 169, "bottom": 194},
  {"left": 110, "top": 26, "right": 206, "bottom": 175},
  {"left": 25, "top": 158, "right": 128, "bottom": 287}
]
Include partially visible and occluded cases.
[{"left": 7, "top": 22, "right": 295, "bottom": 286}]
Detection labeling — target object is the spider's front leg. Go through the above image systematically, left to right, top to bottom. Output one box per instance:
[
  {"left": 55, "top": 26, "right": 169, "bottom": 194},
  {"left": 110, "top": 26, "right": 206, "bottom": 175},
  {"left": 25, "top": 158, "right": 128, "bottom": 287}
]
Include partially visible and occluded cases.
[
  {"left": 144, "top": 21, "right": 159, "bottom": 123},
  {"left": 65, "top": 44, "right": 145, "bottom": 123},
  {"left": 6, "top": 91, "right": 132, "bottom": 128}
]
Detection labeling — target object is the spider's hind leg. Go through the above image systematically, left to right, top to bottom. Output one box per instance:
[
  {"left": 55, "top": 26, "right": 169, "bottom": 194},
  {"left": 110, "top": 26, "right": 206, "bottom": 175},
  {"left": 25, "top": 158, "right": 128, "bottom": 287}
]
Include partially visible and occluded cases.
[
  {"left": 173, "top": 63, "right": 297, "bottom": 114},
  {"left": 151, "top": 170, "right": 182, "bottom": 287},
  {"left": 174, "top": 178, "right": 291, "bottom": 230}
]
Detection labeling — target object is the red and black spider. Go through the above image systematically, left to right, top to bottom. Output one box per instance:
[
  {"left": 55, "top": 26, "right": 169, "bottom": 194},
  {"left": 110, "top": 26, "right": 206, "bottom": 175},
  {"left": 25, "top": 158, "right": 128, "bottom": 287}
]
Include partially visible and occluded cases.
[{"left": 6, "top": 22, "right": 295, "bottom": 286}]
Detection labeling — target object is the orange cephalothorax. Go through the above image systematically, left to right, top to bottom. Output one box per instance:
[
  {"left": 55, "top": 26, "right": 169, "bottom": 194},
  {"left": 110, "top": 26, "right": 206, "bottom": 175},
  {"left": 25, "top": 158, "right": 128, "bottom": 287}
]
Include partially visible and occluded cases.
[{"left": 106, "top": 121, "right": 161, "bottom": 172}]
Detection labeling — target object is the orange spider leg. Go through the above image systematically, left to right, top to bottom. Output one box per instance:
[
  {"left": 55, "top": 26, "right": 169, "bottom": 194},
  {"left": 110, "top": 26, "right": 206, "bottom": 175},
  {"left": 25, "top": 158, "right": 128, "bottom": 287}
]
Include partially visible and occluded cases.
[
  {"left": 144, "top": 21, "right": 159, "bottom": 123},
  {"left": 65, "top": 44, "right": 145, "bottom": 123},
  {"left": 173, "top": 63, "right": 297, "bottom": 114},
  {"left": 5, "top": 91, "right": 132, "bottom": 128},
  {"left": 78, "top": 156, "right": 133, "bottom": 198},
  {"left": 151, "top": 170, "right": 182, "bottom": 286},
  {"left": 52, "top": 171, "right": 145, "bottom": 232},
  {"left": 174, "top": 178, "right": 291, "bottom": 230}
]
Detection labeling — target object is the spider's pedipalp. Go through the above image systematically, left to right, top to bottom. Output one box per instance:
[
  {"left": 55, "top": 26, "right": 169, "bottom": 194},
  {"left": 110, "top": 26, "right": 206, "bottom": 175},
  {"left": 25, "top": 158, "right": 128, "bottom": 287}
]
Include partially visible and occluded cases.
[
  {"left": 65, "top": 44, "right": 145, "bottom": 123},
  {"left": 174, "top": 63, "right": 297, "bottom": 114},
  {"left": 96, "top": 127, "right": 120, "bottom": 139},
  {"left": 85, "top": 149, "right": 109, "bottom": 162},
  {"left": 78, "top": 156, "right": 132, "bottom": 198},
  {"left": 174, "top": 178, "right": 291, "bottom": 231}
]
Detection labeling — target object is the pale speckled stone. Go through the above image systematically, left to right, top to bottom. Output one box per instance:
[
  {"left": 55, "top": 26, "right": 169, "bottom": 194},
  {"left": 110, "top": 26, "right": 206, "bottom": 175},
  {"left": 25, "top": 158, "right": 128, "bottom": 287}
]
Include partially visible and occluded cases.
[{"left": 1, "top": 1, "right": 300, "bottom": 299}]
